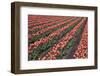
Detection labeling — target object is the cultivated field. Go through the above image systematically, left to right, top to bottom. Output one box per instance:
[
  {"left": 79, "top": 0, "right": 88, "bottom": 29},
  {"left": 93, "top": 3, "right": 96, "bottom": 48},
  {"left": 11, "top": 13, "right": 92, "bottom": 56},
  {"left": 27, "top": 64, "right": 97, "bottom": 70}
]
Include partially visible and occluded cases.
[{"left": 28, "top": 15, "right": 88, "bottom": 60}]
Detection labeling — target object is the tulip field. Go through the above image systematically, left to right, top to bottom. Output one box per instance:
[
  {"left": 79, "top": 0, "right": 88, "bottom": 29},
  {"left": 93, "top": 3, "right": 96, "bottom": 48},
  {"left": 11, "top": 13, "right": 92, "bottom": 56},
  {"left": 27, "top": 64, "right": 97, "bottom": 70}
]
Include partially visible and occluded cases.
[{"left": 28, "top": 15, "right": 88, "bottom": 60}]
